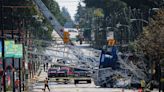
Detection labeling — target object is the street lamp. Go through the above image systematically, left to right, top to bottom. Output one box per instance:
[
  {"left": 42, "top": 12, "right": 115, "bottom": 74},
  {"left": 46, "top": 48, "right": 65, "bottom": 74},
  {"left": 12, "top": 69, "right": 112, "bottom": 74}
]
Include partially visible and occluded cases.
[
  {"left": 130, "top": 18, "right": 149, "bottom": 41},
  {"left": 130, "top": 19, "right": 149, "bottom": 24},
  {"left": 115, "top": 23, "right": 131, "bottom": 52},
  {"left": 116, "top": 23, "right": 130, "bottom": 42},
  {"left": 106, "top": 27, "right": 118, "bottom": 31}
]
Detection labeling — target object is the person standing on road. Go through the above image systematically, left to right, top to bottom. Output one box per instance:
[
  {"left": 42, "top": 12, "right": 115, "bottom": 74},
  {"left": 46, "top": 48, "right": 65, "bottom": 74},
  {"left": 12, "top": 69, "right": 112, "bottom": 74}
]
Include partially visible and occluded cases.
[
  {"left": 46, "top": 63, "right": 48, "bottom": 70},
  {"left": 43, "top": 64, "right": 45, "bottom": 72},
  {"left": 43, "top": 78, "right": 50, "bottom": 92},
  {"left": 15, "top": 79, "right": 20, "bottom": 92},
  {"left": 141, "top": 79, "right": 145, "bottom": 91}
]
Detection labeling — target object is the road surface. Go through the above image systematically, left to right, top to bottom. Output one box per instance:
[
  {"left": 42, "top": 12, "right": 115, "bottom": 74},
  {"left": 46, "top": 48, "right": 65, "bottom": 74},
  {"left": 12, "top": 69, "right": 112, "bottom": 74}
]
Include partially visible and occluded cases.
[{"left": 30, "top": 69, "right": 158, "bottom": 92}]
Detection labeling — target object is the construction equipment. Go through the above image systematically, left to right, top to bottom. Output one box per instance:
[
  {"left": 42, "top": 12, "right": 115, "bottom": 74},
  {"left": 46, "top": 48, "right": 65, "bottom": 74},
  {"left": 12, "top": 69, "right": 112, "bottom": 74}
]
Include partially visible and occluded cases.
[
  {"left": 33, "top": 0, "right": 149, "bottom": 89},
  {"left": 92, "top": 46, "right": 148, "bottom": 88}
]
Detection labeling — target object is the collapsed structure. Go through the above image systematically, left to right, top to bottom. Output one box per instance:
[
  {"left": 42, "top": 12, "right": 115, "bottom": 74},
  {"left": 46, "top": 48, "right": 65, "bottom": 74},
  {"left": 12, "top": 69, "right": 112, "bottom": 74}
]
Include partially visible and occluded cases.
[{"left": 93, "top": 46, "right": 148, "bottom": 88}]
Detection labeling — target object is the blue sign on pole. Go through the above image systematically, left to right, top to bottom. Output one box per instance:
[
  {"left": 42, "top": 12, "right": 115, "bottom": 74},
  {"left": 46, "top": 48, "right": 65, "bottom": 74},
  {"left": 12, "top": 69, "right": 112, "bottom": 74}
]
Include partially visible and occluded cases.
[{"left": 0, "top": 41, "right": 2, "bottom": 57}]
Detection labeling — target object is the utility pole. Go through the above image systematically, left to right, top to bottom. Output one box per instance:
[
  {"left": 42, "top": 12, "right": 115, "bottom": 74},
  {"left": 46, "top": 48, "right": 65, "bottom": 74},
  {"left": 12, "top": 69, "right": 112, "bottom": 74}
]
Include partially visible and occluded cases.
[
  {"left": 0, "top": 0, "right": 6, "bottom": 91},
  {"left": 3, "top": 5, "right": 32, "bottom": 92},
  {"left": 11, "top": 7, "right": 15, "bottom": 92},
  {"left": 18, "top": 18, "right": 22, "bottom": 92},
  {"left": 22, "top": 18, "right": 25, "bottom": 91}
]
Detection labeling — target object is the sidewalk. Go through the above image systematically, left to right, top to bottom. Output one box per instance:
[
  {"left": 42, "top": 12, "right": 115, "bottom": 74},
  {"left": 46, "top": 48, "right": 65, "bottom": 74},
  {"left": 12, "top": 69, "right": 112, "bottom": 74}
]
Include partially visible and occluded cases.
[
  {"left": 26, "top": 66, "right": 46, "bottom": 91},
  {"left": 37, "top": 69, "right": 48, "bottom": 81},
  {"left": 30, "top": 71, "right": 50, "bottom": 92}
]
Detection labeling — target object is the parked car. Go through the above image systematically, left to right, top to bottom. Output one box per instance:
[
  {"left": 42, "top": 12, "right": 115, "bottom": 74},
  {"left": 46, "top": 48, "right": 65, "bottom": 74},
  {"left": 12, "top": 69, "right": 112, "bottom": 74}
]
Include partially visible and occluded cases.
[
  {"left": 60, "top": 67, "right": 74, "bottom": 77},
  {"left": 48, "top": 68, "right": 58, "bottom": 77},
  {"left": 74, "top": 68, "right": 91, "bottom": 77},
  {"left": 57, "top": 69, "right": 66, "bottom": 77}
]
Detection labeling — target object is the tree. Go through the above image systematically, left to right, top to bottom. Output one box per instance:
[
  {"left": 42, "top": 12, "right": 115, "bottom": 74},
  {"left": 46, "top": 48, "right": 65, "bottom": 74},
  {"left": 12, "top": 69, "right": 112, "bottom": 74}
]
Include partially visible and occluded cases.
[
  {"left": 0, "top": 0, "right": 53, "bottom": 41},
  {"left": 42, "top": 0, "right": 66, "bottom": 26},
  {"left": 83, "top": 0, "right": 129, "bottom": 48},
  {"left": 84, "top": 0, "right": 127, "bottom": 17},
  {"left": 119, "top": 0, "right": 164, "bottom": 21},
  {"left": 120, "top": 0, "right": 164, "bottom": 9},
  {"left": 75, "top": 2, "right": 85, "bottom": 25},
  {"left": 75, "top": 3, "right": 97, "bottom": 41},
  {"left": 61, "top": 7, "right": 74, "bottom": 28},
  {"left": 61, "top": 7, "right": 72, "bottom": 21},
  {"left": 133, "top": 9, "right": 164, "bottom": 84},
  {"left": 135, "top": 9, "right": 164, "bottom": 63}
]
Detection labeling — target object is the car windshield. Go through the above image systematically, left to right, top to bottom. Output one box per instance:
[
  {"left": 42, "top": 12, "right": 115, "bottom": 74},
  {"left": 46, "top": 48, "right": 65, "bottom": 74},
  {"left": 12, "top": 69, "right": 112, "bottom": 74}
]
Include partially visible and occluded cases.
[
  {"left": 49, "top": 69, "right": 57, "bottom": 71},
  {"left": 60, "top": 69, "right": 67, "bottom": 72}
]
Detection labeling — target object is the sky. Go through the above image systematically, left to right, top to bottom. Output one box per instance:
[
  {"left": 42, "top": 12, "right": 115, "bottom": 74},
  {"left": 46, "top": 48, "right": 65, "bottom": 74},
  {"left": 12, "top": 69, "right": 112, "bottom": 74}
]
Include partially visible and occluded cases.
[{"left": 55, "top": 0, "right": 85, "bottom": 21}]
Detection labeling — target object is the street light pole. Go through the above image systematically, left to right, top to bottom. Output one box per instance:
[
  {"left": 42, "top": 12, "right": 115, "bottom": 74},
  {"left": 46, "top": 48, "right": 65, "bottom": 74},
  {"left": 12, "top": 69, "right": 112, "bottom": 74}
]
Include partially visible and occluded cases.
[
  {"left": 0, "top": 0, "right": 6, "bottom": 91},
  {"left": 11, "top": 8, "right": 15, "bottom": 92},
  {"left": 17, "top": 17, "right": 22, "bottom": 92},
  {"left": 130, "top": 19, "right": 149, "bottom": 24},
  {"left": 1, "top": 23, "right": 6, "bottom": 92},
  {"left": 116, "top": 23, "right": 131, "bottom": 46}
]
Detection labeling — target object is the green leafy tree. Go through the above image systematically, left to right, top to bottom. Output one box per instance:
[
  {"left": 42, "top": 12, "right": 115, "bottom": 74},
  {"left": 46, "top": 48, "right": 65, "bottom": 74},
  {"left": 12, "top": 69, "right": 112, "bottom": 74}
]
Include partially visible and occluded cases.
[
  {"left": 42, "top": 0, "right": 66, "bottom": 26},
  {"left": 83, "top": 0, "right": 128, "bottom": 48},
  {"left": 84, "top": 0, "right": 127, "bottom": 16},
  {"left": 119, "top": 0, "right": 164, "bottom": 21},
  {"left": 120, "top": 0, "right": 164, "bottom": 9},
  {"left": 75, "top": 3, "right": 85, "bottom": 25},
  {"left": 75, "top": 3, "right": 97, "bottom": 41},
  {"left": 61, "top": 7, "right": 74, "bottom": 28},
  {"left": 61, "top": 7, "right": 72, "bottom": 21},
  {"left": 133, "top": 9, "right": 164, "bottom": 82},
  {"left": 135, "top": 9, "right": 164, "bottom": 63}
]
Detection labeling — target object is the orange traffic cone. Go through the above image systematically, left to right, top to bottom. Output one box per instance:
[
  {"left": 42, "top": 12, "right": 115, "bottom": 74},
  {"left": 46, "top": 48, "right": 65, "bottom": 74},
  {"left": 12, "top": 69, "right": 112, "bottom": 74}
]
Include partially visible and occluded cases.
[{"left": 138, "top": 88, "right": 142, "bottom": 92}]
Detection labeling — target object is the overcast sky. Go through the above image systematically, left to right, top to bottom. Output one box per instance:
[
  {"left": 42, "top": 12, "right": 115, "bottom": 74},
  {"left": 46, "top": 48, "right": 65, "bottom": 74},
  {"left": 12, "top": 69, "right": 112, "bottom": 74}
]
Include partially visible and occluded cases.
[{"left": 55, "top": 0, "right": 85, "bottom": 21}]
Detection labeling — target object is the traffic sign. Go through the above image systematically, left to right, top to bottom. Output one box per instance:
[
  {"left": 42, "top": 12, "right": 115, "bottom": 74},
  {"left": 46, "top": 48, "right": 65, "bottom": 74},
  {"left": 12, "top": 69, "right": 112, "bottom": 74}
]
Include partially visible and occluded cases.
[
  {"left": 63, "top": 31, "right": 70, "bottom": 43},
  {"left": 107, "top": 31, "right": 114, "bottom": 40},
  {"left": 108, "top": 39, "right": 116, "bottom": 46},
  {"left": 5, "top": 40, "right": 15, "bottom": 58},
  {"left": 14, "top": 44, "right": 23, "bottom": 58}
]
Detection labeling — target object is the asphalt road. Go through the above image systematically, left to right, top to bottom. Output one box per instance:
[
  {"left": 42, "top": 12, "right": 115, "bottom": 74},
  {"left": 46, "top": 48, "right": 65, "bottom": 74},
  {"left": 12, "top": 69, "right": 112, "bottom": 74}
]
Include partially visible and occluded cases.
[{"left": 31, "top": 81, "right": 160, "bottom": 92}]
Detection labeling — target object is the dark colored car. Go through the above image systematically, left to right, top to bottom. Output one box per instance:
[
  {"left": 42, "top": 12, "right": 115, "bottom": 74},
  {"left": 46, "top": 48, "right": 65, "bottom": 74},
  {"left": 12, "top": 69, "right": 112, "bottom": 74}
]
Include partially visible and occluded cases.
[
  {"left": 60, "top": 67, "right": 74, "bottom": 77},
  {"left": 48, "top": 68, "right": 58, "bottom": 77},
  {"left": 57, "top": 69, "right": 67, "bottom": 77},
  {"left": 74, "top": 69, "right": 91, "bottom": 77},
  {"left": 78, "top": 71, "right": 88, "bottom": 77}
]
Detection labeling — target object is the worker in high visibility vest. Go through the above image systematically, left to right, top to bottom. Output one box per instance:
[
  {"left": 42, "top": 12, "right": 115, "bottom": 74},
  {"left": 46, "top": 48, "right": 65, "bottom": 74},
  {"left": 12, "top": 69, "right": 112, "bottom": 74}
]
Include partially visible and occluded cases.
[{"left": 141, "top": 80, "right": 145, "bottom": 91}]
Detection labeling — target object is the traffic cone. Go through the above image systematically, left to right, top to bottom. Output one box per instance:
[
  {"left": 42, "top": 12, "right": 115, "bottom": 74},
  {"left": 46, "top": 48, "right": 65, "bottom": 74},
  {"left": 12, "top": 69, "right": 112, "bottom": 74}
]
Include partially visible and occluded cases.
[{"left": 138, "top": 88, "right": 142, "bottom": 92}]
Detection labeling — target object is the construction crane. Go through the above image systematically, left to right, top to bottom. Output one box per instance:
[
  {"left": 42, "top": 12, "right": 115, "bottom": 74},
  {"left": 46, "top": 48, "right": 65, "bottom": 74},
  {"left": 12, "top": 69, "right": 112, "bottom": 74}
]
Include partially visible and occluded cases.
[
  {"left": 33, "top": 0, "right": 149, "bottom": 88},
  {"left": 33, "top": 0, "right": 64, "bottom": 42},
  {"left": 25, "top": 40, "right": 99, "bottom": 70}
]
